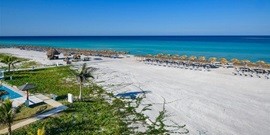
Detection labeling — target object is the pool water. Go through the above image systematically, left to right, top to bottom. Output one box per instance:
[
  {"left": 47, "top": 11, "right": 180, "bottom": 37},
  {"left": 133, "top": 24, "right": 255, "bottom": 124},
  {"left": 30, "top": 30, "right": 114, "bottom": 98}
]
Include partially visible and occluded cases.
[{"left": 0, "top": 85, "right": 22, "bottom": 100}]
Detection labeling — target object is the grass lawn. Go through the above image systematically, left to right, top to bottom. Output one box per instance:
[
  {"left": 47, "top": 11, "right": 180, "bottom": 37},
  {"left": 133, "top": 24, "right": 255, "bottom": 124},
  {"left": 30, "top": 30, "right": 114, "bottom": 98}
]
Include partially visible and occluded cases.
[{"left": 6, "top": 66, "right": 85, "bottom": 97}]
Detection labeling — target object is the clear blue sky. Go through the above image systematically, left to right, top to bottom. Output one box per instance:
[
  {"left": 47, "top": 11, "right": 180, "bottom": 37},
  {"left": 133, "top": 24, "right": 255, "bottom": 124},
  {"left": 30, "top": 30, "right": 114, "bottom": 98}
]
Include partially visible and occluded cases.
[{"left": 0, "top": 0, "right": 270, "bottom": 36}]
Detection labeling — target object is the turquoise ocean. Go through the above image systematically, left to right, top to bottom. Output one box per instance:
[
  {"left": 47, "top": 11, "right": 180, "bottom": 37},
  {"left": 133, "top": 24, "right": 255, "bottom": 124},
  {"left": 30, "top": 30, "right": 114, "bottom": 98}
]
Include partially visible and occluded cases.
[{"left": 0, "top": 36, "right": 269, "bottom": 62}]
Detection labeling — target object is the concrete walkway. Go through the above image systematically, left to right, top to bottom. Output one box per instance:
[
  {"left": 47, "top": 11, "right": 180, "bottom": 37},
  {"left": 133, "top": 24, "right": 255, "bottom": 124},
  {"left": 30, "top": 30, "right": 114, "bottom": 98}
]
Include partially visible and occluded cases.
[{"left": 0, "top": 94, "right": 67, "bottom": 135}]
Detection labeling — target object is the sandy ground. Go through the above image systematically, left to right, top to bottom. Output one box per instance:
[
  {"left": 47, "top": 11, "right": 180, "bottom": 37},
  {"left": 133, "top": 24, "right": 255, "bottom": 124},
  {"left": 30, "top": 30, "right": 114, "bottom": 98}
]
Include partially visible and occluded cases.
[{"left": 0, "top": 48, "right": 270, "bottom": 135}]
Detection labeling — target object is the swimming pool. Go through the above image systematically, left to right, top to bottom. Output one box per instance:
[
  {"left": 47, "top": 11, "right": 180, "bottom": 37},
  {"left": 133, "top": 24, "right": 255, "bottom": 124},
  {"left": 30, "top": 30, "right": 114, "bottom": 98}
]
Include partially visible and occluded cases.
[{"left": 0, "top": 85, "right": 22, "bottom": 100}]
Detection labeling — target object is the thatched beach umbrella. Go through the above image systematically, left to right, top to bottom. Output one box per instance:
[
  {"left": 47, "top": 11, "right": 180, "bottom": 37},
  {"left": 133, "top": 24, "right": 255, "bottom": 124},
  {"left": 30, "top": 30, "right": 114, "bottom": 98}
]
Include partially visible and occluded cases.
[
  {"left": 155, "top": 53, "right": 164, "bottom": 61},
  {"left": 155, "top": 53, "right": 163, "bottom": 58},
  {"left": 145, "top": 54, "right": 153, "bottom": 59},
  {"left": 161, "top": 54, "right": 170, "bottom": 61},
  {"left": 171, "top": 54, "right": 179, "bottom": 60},
  {"left": 180, "top": 55, "right": 187, "bottom": 61},
  {"left": 189, "top": 56, "right": 197, "bottom": 62},
  {"left": 198, "top": 56, "right": 206, "bottom": 63},
  {"left": 208, "top": 57, "right": 217, "bottom": 63},
  {"left": 220, "top": 58, "right": 228, "bottom": 65},
  {"left": 231, "top": 58, "right": 240, "bottom": 65},
  {"left": 241, "top": 60, "right": 250, "bottom": 67},
  {"left": 256, "top": 60, "right": 265, "bottom": 68},
  {"left": 249, "top": 62, "right": 257, "bottom": 68},
  {"left": 266, "top": 64, "right": 270, "bottom": 69},
  {"left": 18, "top": 83, "right": 35, "bottom": 101}
]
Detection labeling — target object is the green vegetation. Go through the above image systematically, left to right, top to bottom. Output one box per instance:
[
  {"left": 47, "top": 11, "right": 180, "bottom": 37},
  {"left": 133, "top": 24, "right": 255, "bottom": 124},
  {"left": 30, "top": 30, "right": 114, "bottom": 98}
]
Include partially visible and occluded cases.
[
  {"left": 0, "top": 54, "right": 28, "bottom": 72},
  {"left": 20, "top": 61, "right": 41, "bottom": 68},
  {"left": 75, "top": 63, "right": 94, "bottom": 100},
  {"left": 3, "top": 66, "right": 188, "bottom": 135},
  {"left": 6, "top": 67, "right": 81, "bottom": 96},
  {"left": 0, "top": 99, "right": 15, "bottom": 135},
  {"left": 0, "top": 104, "right": 52, "bottom": 130},
  {"left": 28, "top": 126, "right": 46, "bottom": 135}
]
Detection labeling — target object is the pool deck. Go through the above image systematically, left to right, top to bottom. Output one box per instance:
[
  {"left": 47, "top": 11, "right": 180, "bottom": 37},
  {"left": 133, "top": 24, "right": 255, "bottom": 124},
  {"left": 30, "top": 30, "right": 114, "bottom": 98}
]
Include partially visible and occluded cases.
[{"left": 1, "top": 83, "right": 43, "bottom": 107}]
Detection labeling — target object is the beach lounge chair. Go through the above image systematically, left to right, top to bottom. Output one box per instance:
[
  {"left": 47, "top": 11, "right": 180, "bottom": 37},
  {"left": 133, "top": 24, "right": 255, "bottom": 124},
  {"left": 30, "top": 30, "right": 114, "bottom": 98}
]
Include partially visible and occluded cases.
[{"left": 238, "top": 72, "right": 242, "bottom": 76}]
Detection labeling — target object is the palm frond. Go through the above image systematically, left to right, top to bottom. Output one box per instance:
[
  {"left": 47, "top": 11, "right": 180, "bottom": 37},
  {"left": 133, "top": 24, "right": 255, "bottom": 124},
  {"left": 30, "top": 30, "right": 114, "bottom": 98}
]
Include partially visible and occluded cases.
[
  {"left": 80, "top": 63, "right": 87, "bottom": 74},
  {"left": 0, "top": 99, "right": 14, "bottom": 124}
]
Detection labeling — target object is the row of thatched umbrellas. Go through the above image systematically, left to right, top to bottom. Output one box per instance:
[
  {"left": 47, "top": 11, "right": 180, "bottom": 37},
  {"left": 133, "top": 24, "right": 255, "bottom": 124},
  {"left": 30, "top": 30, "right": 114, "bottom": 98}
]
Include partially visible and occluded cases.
[
  {"left": 15, "top": 46, "right": 270, "bottom": 68},
  {"left": 45, "top": 48, "right": 269, "bottom": 68},
  {"left": 46, "top": 48, "right": 128, "bottom": 60},
  {"left": 139, "top": 53, "right": 269, "bottom": 68}
]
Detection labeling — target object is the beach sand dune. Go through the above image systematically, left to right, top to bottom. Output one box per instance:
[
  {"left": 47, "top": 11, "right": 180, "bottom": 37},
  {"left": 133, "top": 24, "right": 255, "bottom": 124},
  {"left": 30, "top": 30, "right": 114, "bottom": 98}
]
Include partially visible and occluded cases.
[{"left": 1, "top": 48, "right": 269, "bottom": 135}]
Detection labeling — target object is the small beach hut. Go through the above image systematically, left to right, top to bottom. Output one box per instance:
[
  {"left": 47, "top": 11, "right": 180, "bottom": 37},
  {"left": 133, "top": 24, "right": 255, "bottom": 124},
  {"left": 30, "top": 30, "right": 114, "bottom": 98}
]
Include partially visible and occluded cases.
[
  {"left": 46, "top": 49, "right": 60, "bottom": 60},
  {"left": 73, "top": 54, "right": 81, "bottom": 59}
]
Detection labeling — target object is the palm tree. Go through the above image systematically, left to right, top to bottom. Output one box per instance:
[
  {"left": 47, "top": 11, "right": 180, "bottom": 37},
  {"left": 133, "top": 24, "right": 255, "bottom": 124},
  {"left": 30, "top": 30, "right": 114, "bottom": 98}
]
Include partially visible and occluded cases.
[
  {"left": 0, "top": 56, "right": 21, "bottom": 72},
  {"left": 208, "top": 57, "right": 217, "bottom": 63},
  {"left": 220, "top": 58, "right": 228, "bottom": 65},
  {"left": 76, "top": 63, "right": 94, "bottom": 100},
  {"left": 0, "top": 99, "right": 15, "bottom": 135}
]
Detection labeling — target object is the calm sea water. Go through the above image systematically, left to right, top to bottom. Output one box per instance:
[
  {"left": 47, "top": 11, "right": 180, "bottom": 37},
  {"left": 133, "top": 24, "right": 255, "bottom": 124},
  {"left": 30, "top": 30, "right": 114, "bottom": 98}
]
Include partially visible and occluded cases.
[{"left": 0, "top": 36, "right": 270, "bottom": 62}]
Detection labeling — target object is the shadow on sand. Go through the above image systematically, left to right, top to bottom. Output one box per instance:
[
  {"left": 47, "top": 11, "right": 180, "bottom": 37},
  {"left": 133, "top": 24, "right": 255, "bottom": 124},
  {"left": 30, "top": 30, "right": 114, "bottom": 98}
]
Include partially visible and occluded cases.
[{"left": 116, "top": 91, "right": 151, "bottom": 99}]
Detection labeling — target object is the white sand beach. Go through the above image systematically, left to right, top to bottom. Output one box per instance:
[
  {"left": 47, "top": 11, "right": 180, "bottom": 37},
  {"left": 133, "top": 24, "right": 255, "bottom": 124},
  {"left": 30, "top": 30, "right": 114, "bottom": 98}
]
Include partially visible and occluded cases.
[{"left": 0, "top": 48, "right": 269, "bottom": 135}]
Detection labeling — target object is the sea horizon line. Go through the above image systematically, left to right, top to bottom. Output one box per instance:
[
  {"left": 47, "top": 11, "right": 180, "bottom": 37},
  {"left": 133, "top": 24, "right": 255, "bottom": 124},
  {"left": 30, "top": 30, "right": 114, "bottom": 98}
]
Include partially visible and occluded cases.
[{"left": 1, "top": 35, "right": 270, "bottom": 37}]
